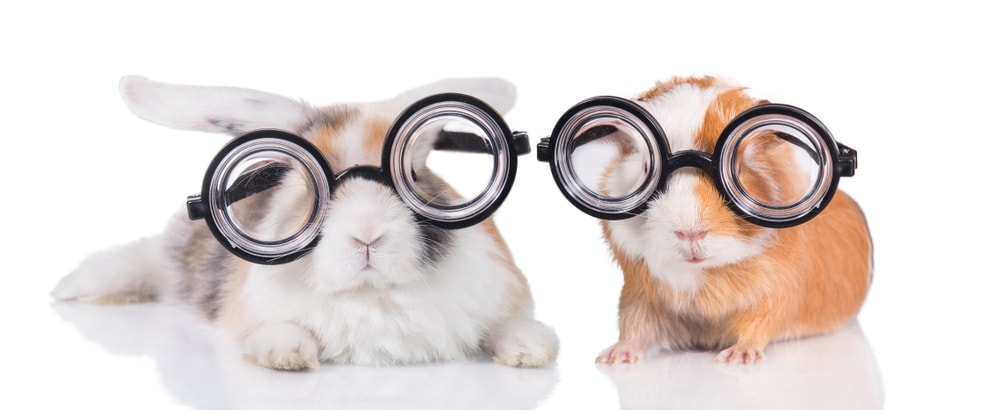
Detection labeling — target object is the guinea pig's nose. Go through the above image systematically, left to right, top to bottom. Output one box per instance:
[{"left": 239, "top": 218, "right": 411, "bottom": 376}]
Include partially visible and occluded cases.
[{"left": 674, "top": 230, "right": 708, "bottom": 241}]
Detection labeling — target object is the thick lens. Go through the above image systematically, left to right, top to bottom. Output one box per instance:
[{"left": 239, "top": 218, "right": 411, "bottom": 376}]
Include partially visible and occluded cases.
[
  {"left": 390, "top": 99, "right": 510, "bottom": 225},
  {"left": 553, "top": 104, "right": 660, "bottom": 216},
  {"left": 721, "top": 114, "right": 832, "bottom": 223},
  {"left": 409, "top": 116, "right": 497, "bottom": 207},
  {"left": 569, "top": 119, "right": 649, "bottom": 198},
  {"left": 208, "top": 135, "right": 329, "bottom": 260},
  {"left": 222, "top": 152, "right": 317, "bottom": 242}
]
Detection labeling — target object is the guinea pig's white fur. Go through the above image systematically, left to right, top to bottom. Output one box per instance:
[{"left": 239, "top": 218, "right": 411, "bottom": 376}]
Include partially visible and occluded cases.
[
  {"left": 52, "top": 76, "right": 558, "bottom": 370},
  {"left": 594, "top": 76, "right": 872, "bottom": 365},
  {"left": 606, "top": 80, "right": 776, "bottom": 292}
]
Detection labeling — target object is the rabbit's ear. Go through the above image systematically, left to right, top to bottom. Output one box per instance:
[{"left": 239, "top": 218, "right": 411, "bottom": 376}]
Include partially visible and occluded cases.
[
  {"left": 119, "top": 76, "right": 310, "bottom": 136},
  {"left": 380, "top": 77, "right": 517, "bottom": 116}
]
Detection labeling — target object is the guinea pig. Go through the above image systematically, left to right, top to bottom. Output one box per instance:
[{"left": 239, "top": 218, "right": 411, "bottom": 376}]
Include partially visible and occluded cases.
[
  {"left": 52, "top": 76, "right": 558, "bottom": 370},
  {"left": 592, "top": 76, "right": 872, "bottom": 365}
]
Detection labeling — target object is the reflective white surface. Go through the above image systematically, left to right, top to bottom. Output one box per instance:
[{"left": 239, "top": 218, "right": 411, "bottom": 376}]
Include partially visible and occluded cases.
[
  {"left": 4, "top": 1, "right": 998, "bottom": 409},
  {"left": 49, "top": 301, "right": 881, "bottom": 409},
  {"left": 50, "top": 302, "right": 560, "bottom": 410}
]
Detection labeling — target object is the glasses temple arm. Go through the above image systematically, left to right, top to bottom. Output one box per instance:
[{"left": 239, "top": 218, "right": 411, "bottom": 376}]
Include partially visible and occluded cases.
[
  {"left": 537, "top": 124, "right": 622, "bottom": 162},
  {"left": 434, "top": 130, "right": 532, "bottom": 156},
  {"left": 773, "top": 132, "right": 857, "bottom": 177},
  {"left": 836, "top": 143, "right": 857, "bottom": 177},
  {"left": 184, "top": 162, "right": 291, "bottom": 221}
]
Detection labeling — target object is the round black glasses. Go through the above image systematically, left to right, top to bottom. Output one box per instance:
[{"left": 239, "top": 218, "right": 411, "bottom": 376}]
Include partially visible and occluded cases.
[
  {"left": 186, "top": 93, "right": 530, "bottom": 264},
  {"left": 537, "top": 96, "right": 856, "bottom": 228}
]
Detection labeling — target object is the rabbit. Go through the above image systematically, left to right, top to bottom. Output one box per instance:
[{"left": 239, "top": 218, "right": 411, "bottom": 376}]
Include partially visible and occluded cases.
[
  {"left": 52, "top": 76, "right": 558, "bottom": 370},
  {"left": 593, "top": 76, "right": 872, "bottom": 365}
]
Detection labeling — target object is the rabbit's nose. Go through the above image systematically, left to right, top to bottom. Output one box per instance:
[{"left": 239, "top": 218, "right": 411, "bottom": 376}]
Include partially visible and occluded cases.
[
  {"left": 352, "top": 235, "right": 384, "bottom": 249},
  {"left": 353, "top": 235, "right": 384, "bottom": 266}
]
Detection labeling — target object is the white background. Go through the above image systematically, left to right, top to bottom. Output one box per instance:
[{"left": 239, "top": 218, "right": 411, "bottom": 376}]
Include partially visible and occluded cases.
[{"left": 3, "top": 1, "right": 997, "bottom": 409}]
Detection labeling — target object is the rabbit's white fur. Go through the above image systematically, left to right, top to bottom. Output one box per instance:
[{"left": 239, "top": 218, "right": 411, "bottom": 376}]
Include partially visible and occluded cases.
[{"left": 53, "top": 76, "right": 557, "bottom": 369}]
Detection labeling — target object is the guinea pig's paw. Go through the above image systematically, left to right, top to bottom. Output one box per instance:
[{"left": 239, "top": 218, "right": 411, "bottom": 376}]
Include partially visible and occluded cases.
[
  {"left": 491, "top": 318, "right": 559, "bottom": 368},
  {"left": 242, "top": 323, "right": 320, "bottom": 371},
  {"left": 595, "top": 340, "right": 647, "bottom": 364},
  {"left": 714, "top": 345, "right": 765, "bottom": 365}
]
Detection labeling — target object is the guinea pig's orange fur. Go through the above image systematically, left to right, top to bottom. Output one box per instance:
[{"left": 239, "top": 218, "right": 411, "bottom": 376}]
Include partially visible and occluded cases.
[{"left": 597, "top": 77, "right": 872, "bottom": 364}]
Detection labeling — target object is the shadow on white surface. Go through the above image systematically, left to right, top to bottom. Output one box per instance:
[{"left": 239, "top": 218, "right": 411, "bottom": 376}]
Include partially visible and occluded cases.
[
  {"left": 51, "top": 302, "right": 559, "bottom": 410},
  {"left": 598, "top": 321, "right": 883, "bottom": 410}
]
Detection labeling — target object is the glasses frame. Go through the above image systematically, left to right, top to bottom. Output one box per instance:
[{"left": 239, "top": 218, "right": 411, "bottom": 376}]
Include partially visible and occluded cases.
[
  {"left": 186, "top": 93, "right": 529, "bottom": 265},
  {"left": 537, "top": 96, "right": 857, "bottom": 228}
]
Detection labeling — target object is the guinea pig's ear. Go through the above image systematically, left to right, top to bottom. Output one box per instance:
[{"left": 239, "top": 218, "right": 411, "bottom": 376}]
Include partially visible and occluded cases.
[
  {"left": 118, "top": 76, "right": 310, "bottom": 136},
  {"left": 382, "top": 77, "right": 517, "bottom": 116}
]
